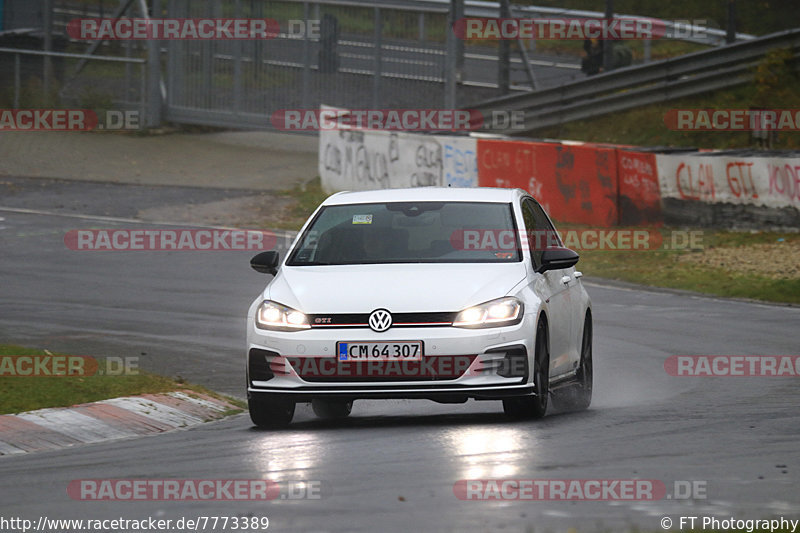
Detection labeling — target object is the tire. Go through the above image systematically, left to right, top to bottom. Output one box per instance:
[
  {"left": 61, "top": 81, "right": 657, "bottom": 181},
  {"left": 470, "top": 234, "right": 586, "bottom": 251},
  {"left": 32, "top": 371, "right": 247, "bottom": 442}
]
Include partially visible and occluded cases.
[
  {"left": 553, "top": 314, "right": 593, "bottom": 412},
  {"left": 503, "top": 319, "right": 549, "bottom": 419},
  {"left": 248, "top": 395, "right": 295, "bottom": 428},
  {"left": 312, "top": 399, "right": 353, "bottom": 419}
]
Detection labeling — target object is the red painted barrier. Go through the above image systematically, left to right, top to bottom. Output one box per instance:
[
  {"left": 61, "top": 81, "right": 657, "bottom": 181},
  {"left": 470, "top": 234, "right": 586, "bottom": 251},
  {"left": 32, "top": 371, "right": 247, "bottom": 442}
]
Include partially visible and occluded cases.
[
  {"left": 477, "top": 139, "right": 619, "bottom": 226},
  {"left": 617, "top": 150, "right": 662, "bottom": 225}
]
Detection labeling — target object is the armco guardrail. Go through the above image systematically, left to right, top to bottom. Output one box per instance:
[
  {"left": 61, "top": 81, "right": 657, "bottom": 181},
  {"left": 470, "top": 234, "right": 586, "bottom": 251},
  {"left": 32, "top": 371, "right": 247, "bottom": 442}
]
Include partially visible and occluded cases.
[{"left": 471, "top": 28, "right": 800, "bottom": 135}]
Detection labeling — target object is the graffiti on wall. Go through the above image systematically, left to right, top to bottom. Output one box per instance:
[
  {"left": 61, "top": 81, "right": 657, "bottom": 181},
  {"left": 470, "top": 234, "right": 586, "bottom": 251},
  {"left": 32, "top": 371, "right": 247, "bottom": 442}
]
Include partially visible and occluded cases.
[
  {"left": 320, "top": 126, "right": 478, "bottom": 192},
  {"left": 477, "top": 140, "right": 619, "bottom": 226},
  {"left": 657, "top": 154, "right": 800, "bottom": 208}
]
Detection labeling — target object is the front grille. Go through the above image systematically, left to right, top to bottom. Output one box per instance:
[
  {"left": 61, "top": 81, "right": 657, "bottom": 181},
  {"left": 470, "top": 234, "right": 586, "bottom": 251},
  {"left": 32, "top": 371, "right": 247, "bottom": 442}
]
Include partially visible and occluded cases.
[
  {"left": 308, "top": 311, "right": 456, "bottom": 328},
  {"left": 287, "top": 355, "right": 477, "bottom": 382}
]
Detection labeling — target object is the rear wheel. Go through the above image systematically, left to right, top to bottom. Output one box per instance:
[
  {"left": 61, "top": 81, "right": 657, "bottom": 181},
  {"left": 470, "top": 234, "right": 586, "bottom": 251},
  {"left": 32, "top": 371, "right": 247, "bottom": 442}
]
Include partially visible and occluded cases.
[
  {"left": 553, "top": 314, "right": 593, "bottom": 412},
  {"left": 503, "top": 319, "right": 549, "bottom": 419},
  {"left": 248, "top": 395, "right": 295, "bottom": 428},
  {"left": 312, "top": 399, "right": 353, "bottom": 419}
]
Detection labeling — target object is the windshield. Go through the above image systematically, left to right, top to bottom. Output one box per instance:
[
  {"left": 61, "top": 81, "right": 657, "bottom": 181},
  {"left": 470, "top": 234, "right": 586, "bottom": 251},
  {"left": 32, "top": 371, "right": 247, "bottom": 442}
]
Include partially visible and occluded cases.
[{"left": 286, "top": 201, "right": 521, "bottom": 265}]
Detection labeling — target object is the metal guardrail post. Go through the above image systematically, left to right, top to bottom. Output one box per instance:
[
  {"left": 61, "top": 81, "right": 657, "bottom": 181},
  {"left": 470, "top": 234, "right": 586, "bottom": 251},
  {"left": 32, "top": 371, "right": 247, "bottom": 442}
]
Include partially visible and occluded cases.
[{"left": 726, "top": 0, "right": 737, "bottom": 44}]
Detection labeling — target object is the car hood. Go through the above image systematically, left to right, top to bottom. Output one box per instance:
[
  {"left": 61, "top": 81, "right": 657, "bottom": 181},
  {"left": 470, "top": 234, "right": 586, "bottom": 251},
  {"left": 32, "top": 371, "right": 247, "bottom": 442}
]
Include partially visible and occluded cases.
[{"left": 265, "top": 263, "right": 527, "bottom": 313}]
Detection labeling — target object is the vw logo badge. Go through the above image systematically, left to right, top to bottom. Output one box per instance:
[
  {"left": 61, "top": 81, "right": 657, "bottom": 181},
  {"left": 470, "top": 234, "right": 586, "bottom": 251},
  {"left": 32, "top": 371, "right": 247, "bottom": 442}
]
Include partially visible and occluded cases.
[{"left": 368, "top": 309, "right": 393, "bottom": 332}]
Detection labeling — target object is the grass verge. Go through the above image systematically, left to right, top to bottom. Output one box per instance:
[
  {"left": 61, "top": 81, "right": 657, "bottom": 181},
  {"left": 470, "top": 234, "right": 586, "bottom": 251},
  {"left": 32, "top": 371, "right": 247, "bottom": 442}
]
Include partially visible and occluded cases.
[
  {"left": 271, "top": 176, "right": 331, "bottom": 230},
  {"left": 573, "top": 228, "right": 800, "bottom": 304},
  {"left": 0, "top": 345, "right": 245, "bottom": 415}
]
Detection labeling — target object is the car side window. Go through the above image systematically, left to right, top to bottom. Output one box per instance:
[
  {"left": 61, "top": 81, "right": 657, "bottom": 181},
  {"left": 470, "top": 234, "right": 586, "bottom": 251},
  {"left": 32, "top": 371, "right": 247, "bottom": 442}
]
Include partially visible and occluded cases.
[
  {"left": 522, "top": 198, "right": 561, "bottom": 267},
  {"left": 520, "top": 200, "right": 541, "bottom": 267},
  {"left": 530, "top": 200, "right": 559, "bottom": 239}
]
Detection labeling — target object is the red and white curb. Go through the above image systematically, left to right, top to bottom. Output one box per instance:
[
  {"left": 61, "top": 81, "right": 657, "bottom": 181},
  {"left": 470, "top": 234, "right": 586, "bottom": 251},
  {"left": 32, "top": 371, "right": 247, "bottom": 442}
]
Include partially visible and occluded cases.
[{"left": 0, "top": 391, "right": 241, "bottom": 456}]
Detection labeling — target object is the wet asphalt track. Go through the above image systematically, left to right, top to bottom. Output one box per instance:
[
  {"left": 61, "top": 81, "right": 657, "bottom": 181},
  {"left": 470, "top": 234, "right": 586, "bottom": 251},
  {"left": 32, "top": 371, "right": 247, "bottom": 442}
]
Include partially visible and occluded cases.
[{"left": 0, "top": 178, "right": 798, "bottom": 532}]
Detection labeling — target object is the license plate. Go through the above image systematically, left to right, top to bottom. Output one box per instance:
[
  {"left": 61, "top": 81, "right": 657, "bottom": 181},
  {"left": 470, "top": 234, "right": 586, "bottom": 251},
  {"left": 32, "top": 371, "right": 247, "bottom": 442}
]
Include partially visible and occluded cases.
[{"left": 337, "top": 341, "right": 423, "bottom": 361}]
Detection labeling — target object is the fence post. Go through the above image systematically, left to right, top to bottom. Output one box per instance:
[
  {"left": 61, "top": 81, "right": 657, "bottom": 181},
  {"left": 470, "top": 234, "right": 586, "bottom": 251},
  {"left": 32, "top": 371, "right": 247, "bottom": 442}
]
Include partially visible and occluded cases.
[
  {"left": 43, "top": 0, "right": 53, "bottom": 103},
  {"left": 147, "top": 0, "right": 163, "bottom": 127},
  {"left": 233, "top": 0, "right": 243, "bottom": 116},
  {"left": 444, "top": 0, "right": 457, "bottom": 108},
  {"left": 454, "top": 0, "right": 464, "bottom": 83},
  {"left": 497, "top": 0, "right": 510, "bottom": 94},
  {"left": 603, "top": 0, "right": 614, "bottom": 72},
  {"left": 302, "top": 1, "right": 311, "bottom": 110},
  {"left": 372, "top": 7, "right": 382, "bottom": 109},
  {"left": 124, "top": 39, "right": 132, "bottom": 103},
  {"left": 14, "top": 53, "right": 21, "bottom": 109},
  {"left": 140, "top": 62, "right": 147, "bottom": 129}
]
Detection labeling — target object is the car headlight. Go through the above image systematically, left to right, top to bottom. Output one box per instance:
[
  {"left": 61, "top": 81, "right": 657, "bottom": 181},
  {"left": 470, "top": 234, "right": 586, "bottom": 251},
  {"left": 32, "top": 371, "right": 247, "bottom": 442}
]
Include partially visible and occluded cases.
[
  {"left": 453, "top": 297, "right": 523, "bottom": 328},
  {"left": 255, "top": 301, "right": 310, "bottom": 331}
]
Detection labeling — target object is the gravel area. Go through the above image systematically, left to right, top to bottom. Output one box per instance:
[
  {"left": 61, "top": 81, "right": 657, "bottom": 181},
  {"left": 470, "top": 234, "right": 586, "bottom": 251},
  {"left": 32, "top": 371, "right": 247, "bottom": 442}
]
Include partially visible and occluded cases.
[{"left": 678, "top": 241, "right": 800, "bottom": 280}]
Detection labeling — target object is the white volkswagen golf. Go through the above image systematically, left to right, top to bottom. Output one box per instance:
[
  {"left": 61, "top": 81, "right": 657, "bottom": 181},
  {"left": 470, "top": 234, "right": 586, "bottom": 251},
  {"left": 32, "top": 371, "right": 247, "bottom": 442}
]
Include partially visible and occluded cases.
[{"left": 246, "top": 187, "right": 592, "bottom": 427}]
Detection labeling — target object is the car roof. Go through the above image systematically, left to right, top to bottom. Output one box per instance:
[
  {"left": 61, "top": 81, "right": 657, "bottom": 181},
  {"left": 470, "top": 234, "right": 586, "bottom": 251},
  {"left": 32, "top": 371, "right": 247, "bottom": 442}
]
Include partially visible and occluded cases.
[{"left": 322, "top": 187, "right": 526, "bottom": 205}]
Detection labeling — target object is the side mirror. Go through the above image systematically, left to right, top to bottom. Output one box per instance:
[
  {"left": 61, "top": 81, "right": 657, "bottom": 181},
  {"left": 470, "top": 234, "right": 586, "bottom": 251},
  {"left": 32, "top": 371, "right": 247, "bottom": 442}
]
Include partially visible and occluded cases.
[
  {"left": 536, "top": 247, "right": 579, "bottom": 273},
  {"left": 251, "top": 251, "right": 280, "bottom": 275}
]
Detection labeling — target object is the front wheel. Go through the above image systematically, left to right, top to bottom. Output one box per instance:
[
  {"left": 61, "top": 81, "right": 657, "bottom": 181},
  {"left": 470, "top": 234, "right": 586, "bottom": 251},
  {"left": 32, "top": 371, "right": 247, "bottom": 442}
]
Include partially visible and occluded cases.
[
  {"left": 553, "top": 314, "right": 593, "bottom": 412},
  {"left": 503, "top": 319, "right": 549, "bottom": 419},
  {"left": 248, "top": 395, "right": 295, "bottom": 428}
]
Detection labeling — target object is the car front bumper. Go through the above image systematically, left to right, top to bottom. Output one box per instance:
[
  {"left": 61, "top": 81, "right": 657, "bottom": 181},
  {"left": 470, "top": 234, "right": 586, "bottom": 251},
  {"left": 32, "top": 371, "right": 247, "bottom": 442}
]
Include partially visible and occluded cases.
[{"left": 246, "top": 314, "right": 539, "bottom": 402}]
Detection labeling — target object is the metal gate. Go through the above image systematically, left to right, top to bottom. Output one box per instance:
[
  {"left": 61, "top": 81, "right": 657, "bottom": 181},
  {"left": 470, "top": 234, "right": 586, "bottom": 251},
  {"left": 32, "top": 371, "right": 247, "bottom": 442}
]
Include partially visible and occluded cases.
[{"left": 163, "top": 0, "right": 464, "bottom": 130}]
